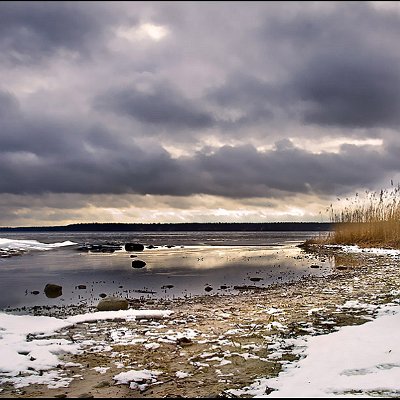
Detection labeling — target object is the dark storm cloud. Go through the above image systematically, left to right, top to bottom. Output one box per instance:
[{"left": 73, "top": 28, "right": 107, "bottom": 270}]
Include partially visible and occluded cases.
[
  {"left": 0, "top": 2, "right": 121, "bottom": 64},
  {"left": 208, "top": 2, "right": 400, "bottom": 130},
  {"left": 294, "top": 51, "right": 400, "bottom": 129},
  {"left": 209, "top": 52, "right": 400, "bottom": 130},
  {"left": 207, "top": 73, "right": 283, "bottom": 129},
  {"left": 95, "top": 83, "right": 215, "bottom": 130},
  {"left": 0, "top": 90, "right": 19, "bottom": 116},
  {"left": 0, "top": 91, "right": 91, "bottom": 156},
  {"left": 4, "top": 91, "right": 388, "bottom": 197},
  {"left": 0, "top": 100, "right": 394, "bottom": 198},
  {"left": 186, "top": 143, "right": 393, "bottom": 198}
]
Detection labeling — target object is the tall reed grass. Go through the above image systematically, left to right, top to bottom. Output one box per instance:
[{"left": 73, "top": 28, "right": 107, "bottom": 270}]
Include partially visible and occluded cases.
[{"left": 328, "top": 185, "right": 400, "bottom": 248}]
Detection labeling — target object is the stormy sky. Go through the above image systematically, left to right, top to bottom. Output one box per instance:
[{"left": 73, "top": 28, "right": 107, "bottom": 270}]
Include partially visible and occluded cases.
[{"left": 1, "top": 1, "right": 400, "bottom": 226}]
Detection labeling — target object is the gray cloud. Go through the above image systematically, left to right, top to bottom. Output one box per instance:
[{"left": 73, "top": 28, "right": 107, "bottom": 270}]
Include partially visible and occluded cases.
[
  {"left": 0, "top": 2, "right": 121, "bottom": 64},
  {"left": 207, "top": 2, "right": 400, "bottom": 131},
  {"left": 295, "top": 51, "right": 400, "bottom": 129},
  {"left": 95, "top": 83, "right": 215, "bottom": 130},
  {"left": 0, "top": 90, "right": 19, "bottom": 116},
  {"left": 0, "top": 96, "right": 393, "bottom": 198},
  {"left": 186, "top": 142, "right": 392, "bottom": 198}
]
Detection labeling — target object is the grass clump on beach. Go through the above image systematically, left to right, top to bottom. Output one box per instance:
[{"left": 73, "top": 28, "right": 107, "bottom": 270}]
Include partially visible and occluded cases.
[{"left": 328, "top": 185, "right": 400, "bottom": 248}]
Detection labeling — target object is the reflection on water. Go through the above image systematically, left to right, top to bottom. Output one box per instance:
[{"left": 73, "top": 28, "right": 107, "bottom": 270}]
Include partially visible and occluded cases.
[{"left": 0, "top": 231, "right": 333, "bottom": 309}]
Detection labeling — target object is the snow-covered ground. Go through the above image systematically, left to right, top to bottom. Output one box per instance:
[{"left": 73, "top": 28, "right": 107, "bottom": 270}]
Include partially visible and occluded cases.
[
  {"left": 2, "top": 301, "right": 400, "bottom": 397},
  {"left": 231, "top": 303, "right": 400, "bottom": 398},
  {"left": 0, "top": 309, "right": 172, "bottom": 388}
]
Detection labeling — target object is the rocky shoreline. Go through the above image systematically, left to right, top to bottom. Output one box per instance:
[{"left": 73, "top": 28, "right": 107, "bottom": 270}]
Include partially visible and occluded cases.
[{"left": 1, "top": 246, "right": 400, "bottom": 398}]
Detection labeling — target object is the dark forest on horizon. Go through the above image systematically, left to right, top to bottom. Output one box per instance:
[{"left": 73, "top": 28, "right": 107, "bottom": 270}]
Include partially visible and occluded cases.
[{"left": 0, "top": 222, "right": 333, "bottom": 232}]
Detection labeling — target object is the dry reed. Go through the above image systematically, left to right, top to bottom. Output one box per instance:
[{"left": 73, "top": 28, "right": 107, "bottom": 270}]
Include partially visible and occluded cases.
[{"left": 328, "top": 184, "right": 400, "bottom": 248}]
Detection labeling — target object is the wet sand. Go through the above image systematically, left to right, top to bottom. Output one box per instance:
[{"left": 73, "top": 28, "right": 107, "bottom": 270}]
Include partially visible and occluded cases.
[{"left": 1, "top": 247, "right": 400, "bottom": 398}]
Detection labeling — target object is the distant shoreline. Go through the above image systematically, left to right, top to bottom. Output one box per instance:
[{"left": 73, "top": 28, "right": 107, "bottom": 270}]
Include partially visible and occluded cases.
[{"left": 0, "top": 222, "right": 333, "bottom": 232}]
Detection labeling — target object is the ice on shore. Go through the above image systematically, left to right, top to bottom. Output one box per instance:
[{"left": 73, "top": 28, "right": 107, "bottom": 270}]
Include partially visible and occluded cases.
[{"left": 0, "top": 238, "right": 76, "bottom": 253}]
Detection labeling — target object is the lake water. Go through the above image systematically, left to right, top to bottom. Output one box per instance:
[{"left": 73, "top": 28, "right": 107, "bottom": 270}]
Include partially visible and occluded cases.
[{"left": 0, "top": 231, "right": 332, "bottom": 309}]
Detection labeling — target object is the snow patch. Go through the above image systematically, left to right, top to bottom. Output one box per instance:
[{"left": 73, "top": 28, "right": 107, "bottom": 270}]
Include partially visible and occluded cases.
[
  {"left": 326, "top": 244, "right": 400, "bottom": 256},
  {"left": 232, "top": 304, "right": 400, "bottom": 397},
  {"left": 0, "top": 309, "right": 172, "bottom": 388},
  {"left": 93, "top": 366, "right": 109, "bottom": 374},
  {"left": 113, "top": 369, "right": 162, "bottom": 390},
  {"left": 176, "top": 370, "right": 191, "bottom": 379}
]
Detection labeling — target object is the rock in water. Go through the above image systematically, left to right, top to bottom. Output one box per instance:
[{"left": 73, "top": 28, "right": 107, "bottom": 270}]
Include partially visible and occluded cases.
[
  {"left": 125, "top": 243, "right": 144, "bottom": 251},
  {"left": 132, "top": 260, "right": 146, "bottom": 268},
  {"left": 44, "top": 283, "right": 63, "bottom": 298},
  {"left": 161, "top": 284, "right": 174, "bottom": 289},
  {"left": 77, "top": 285, "right": 87, "bottom": 290},
  {"left": 97, "top": 296, "right": 129, "bottom": 311}
]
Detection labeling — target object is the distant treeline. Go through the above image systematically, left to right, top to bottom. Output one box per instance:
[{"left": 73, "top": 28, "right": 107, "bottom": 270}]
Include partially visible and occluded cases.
[{"left": 0, "top": 222, "right": 333, "bottom": 232}]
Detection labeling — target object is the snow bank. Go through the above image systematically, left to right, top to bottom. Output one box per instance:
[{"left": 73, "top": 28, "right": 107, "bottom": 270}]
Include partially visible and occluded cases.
[{"left": 235, "top": 305, "right": 400, "bottom": 397}]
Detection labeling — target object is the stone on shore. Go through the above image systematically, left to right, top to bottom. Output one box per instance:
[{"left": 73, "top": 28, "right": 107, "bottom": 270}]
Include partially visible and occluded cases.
[{"left": 96, "top": 296, "right": 129, "bottom": 311}]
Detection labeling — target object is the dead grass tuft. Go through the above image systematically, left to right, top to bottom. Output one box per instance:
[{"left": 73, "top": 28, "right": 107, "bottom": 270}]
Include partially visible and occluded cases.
[{"left": 327, "top": 185, "right": 400, "bottom": 248}]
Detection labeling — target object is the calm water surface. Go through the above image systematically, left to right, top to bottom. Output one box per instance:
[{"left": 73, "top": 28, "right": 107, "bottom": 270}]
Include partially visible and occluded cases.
[{"left": 0, "top": 231, "right": 332, "bottom": 309}]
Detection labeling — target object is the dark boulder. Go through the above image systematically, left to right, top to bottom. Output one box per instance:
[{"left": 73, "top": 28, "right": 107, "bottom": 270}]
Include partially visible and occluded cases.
[
  {"left": 125, "top": 243, "right": 144, "bottom": 252},
  {"left": 132, "top": 260, "right": 146, "bottom": 268},
  {"left": 44, "top": 283, "right": 63, "bottom": 298},
  {"left": 204, "top": 286, "right": 213, "bottom": 292}
]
